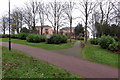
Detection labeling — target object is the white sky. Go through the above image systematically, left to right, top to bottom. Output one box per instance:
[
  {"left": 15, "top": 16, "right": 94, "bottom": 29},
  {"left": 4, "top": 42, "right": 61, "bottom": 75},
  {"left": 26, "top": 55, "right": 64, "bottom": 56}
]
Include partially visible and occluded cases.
[
  {"left": 0, "top": 0, "right": 118, "bottom": 34},
  {"left": 0, "top": 0, "right": 81, "bottom": 27},
  {"left": 0, "top": 0, "right": 79, "bottom": 16},
  {"left": 0, "top": 0, "right": 81, "bottom": 34}
]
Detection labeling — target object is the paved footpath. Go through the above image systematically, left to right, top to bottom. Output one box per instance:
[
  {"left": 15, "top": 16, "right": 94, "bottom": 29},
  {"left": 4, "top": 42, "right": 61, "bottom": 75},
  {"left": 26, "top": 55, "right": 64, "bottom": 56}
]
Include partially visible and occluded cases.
[
  {"left": 52, "top": 41, "right": 83, "bottom": 59},
  {"left": 0, "top": 42, "right": 119, "bottom": 78}
]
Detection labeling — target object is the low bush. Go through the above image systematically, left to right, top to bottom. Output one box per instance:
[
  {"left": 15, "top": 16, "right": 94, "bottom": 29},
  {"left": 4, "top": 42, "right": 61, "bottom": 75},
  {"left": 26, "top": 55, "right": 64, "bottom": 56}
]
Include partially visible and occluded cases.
[
  {"left": 20, "top": 27, "right": 29, "bottom": 33},
  {"left": 18, "top": 33, "right": 28, "bottom": 40},
  {"left": 0, "top": 34, "right": 9, "bottom": 38},
  {"left": 11, "top": 34, "right": 18, "bottom": 39},
  {"left": 26, "top": 34, "right": 46, "bottom": 43},
  {"left": 26, "top": 34, "right": 34, "bottom": 42},
  {"left": 47, "top": 34, "right": 67, "bottom": 44},
  {"left": 33, "top": 35, "right": 41, "bottom": 43},
  {"left": 39, "top": 35, "right": 46, "bottom": 42},
  {"left": 99, "top": 35, "right": 115, "bottom": 49},
  {"left": 80, "top": 36, "right": 84, "bottom": 40},
  {"left": 113, "top": 36, "right": 119, "bottom": 42},
  {"left": 90, "top": 38, "right": 100, "bottom": 45},
  {"left": 117, "top": 41, "right": 120, "bottom": 49},
  {"left": 108, "top": 42, "right": 118, "bottom": 51}
]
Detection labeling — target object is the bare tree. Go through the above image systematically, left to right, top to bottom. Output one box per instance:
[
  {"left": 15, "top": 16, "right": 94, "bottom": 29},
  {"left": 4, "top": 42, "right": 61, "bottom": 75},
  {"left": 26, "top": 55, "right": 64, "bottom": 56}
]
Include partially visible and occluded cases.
[
  {"left": 23, "top": 0, "right": 39, "bottom": 33},
  {"left": 31, "top": 0, "right": 39, "bottom": 32},
  {"left": 45, "top": 0, "right": 65, "bottom": 34},
  {"left": 79, "top": 0, "right": 97, "bottom": 43},
  {"left": 96, "top": 0, "right": 113, "bottom": 35},
  {"left": 110, "top": 0, "right": 120, "bottom": 26},
  {"left": 63, "top": 1, "right": 75, "bottom": 42},
  {"left": 105, "top": 1, "right": 113, "bottom": 24},
  {"left": 38, "top": 2, "right": 45, "bottom": 35},
  {"left": 56, "top": 2, "right": 65, "bottom": 34},
  {"left": 23, "top": 4, "right": 33, "bottom": 30},
  {"left": 11, "top": 8, "right": 23, "bottom": 34},
  {"left": 0, "top": 15, "right": 8, "bottom": 34}
]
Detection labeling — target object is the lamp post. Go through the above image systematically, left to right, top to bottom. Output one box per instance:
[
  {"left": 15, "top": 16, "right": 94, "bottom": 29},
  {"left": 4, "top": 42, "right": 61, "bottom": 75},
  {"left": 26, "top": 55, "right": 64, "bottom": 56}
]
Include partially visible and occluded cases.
[{"left": 9, "top": 0, "right": 11, "bottom": 51}]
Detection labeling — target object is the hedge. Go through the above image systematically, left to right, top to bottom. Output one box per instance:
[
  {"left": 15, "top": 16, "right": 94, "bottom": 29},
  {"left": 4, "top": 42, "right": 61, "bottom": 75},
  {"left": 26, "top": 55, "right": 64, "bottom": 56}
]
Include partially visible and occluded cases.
[
  {"left": 18, "top": 33, "right": 28, "bottom": 40},
  {"left": 26, "top": 34, "right": 46, "bottom": 43},
  {"left": 47, "top": 34, "right": 67, "bottom": 44}
]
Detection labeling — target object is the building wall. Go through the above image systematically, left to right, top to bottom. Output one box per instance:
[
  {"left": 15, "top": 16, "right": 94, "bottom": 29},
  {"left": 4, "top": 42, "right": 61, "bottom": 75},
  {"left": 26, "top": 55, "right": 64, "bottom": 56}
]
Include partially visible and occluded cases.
[
  {"left": 37, "top": 27, "right": 53, "bottom": 35},
  {"left": 60, "top": 28, "right": 75, "bottom": 35}
]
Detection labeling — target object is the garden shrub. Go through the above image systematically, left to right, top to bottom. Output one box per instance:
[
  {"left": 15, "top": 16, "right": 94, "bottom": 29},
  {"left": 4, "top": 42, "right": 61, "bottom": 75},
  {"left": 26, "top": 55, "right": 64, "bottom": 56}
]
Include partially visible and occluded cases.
[
  {"left": 20, "top": 27, "right": 29, "bottom": 33},
  {"left": 18, "top": 33, "right": 28, "bottom": 40},
  {"left": 0, "top": 34, "right": 9, "bottom": 38},
  {"left": 0, "top": 34, "right": 2, "bottom": 38},
  {"left": 11, "top": 34, "right": 18, "bottom": 39},
  {"left": 26, "top": 34, "right": 46, "bottom": 43},
  {"left": 26, "top": 34, "right": 34, "bottom": 42},
  {"left": 47, "top": 34, "right": 67, "bottom": 44},
  {"left": 33, "top": 35, "right": 41, "bottom": 43},
  {"left": 39, "top": 35, "right": 46, "bottom": 42},
  {"left": 61, "top": 35, "right": 68, "bottom": 43},
  {"left": 99, "top": 35, "right": 115, "bottom": 49},
  {"left": 80, "top": 36, "right": 84, "bottom": 40},
  {"left": 113, "top": 36, "right": 119, "bottom": 42},
  {"left": 90, "top": 38, "right": 100, "bottom": 45},
  {"left": 118, "top": 41, "right": 120, "bottom": 49},
  {"left": 108, "top": 42, "right": 118, "bottom": 51}
]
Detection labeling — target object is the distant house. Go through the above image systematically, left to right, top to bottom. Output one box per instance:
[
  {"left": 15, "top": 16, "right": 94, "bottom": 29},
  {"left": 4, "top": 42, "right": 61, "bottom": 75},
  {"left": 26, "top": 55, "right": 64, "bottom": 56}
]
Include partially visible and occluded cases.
[
  {"left": 35, "top": 25, "right": 94, "bottom": 39},
  {"left": 36, "top": 25, "right": 53, "bottom": 35},
  {"left": 59, "top": 27, "right": 75, "bottom": 38},
  {"left": 60, "top": 27, "right": 75, "bottom": 34},
  {"left": 87, "top": 29, "right": 93, "bottom": 39}
]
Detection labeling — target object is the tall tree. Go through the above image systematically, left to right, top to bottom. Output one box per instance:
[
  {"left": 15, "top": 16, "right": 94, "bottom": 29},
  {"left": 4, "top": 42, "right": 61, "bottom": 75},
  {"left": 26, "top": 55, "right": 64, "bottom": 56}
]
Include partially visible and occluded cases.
[
  {"left": 23, "top": 0, "right": 39, "bottom": 33},
  {"left": 31, "top": 0, "right": 39, "bottom": 33},
  {"left": 45, "top": 0, "right": 65, "bottom": 34},
  {"left": 79, "top": 0, "right": 97, "bottom": 43},
  {"left": 99, "top": 0, "right": 114, "bottom": 33},
  {"left": 63, "top": 1, "right": 75, "bottom": 42},
  {"left": 110, "top": 1, "right": 120, "bottom": 26},
  {"left": 38, "top": 2, "right": 45, "bottom": 35},
  {"left": 23, "top": 4, "right": 33, "bottom": 30},
  {"left": 11, "top": 8, "right": 23, "bottom": 34},
  {"left": 0, "top": 15, "right": 8, "bottom": 34},
  {"left": 74, "top": 23, "right": 84, "bottom": 37}
]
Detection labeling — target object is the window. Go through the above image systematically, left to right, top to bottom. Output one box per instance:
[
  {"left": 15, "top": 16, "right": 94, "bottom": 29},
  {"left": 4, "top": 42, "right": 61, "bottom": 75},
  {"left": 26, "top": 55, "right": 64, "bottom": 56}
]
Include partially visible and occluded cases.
[{"left": 45, "top": 28, "right": 48, "bottom": 34}]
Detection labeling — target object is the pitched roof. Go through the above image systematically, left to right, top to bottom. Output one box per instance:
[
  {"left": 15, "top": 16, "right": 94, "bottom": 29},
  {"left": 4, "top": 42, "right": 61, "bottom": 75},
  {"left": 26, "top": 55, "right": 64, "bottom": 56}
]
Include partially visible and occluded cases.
[
  {"left": 36, "top": 25, "right": 52, "bottom": 28},
  {"left": 60, "top": 27, "right": 75, "bottom": 30}
]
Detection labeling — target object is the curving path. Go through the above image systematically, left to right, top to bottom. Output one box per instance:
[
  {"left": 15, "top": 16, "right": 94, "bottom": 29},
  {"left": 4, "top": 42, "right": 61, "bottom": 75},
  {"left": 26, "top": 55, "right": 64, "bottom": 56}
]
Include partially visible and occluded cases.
[
  {"left": 51, "top": 41, "right": 83, "bottom": 59},
  {"left": 0, "top": 42, "right": 119, "bottom": 78}
]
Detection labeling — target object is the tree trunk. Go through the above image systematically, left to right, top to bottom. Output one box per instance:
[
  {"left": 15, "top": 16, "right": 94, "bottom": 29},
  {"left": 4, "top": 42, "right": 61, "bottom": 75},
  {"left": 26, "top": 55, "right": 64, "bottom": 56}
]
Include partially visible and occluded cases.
[
  {"left": 85, "top": 2, "right": 88, "bottom": 43},
  {"left": 70, "top": 18, "right": 72, "bottom": 42},
  {"left": 57, "top": 25, "right": 59, "bottom": 34},
  {"left": 41, "top": 27, "right": 43, "bottom": 35},
  {"left": 16, "top": 28, "right": 19, "bottom": 34},
  {"left": 3, "top": 29, "right": 5, "bottom": 34}
]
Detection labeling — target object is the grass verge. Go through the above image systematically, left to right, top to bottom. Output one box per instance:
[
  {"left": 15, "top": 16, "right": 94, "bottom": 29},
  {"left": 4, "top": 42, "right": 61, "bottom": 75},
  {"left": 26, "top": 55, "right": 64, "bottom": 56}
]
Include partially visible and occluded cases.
[
  {"left": 0, "top": 38, "right": 72, "bottom": 50},
  {"left": 82, "top": 43, "right": 119, "bottom": 68},
  {"left": 2, "top": 46, "right": 80, "bottom": 78}
]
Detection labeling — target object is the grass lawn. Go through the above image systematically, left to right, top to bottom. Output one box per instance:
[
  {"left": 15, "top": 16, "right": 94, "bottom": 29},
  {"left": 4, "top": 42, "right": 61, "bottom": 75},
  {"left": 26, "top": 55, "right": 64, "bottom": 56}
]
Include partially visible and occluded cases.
[
  {"left": 0, "top": 38, "right": 72, "bottom": 50},
  {"left": 82, "top": 43, "right": 120, "bottom": 68},
  {"left": 2, "top": 46, "right": 80, "bottom": 78}
]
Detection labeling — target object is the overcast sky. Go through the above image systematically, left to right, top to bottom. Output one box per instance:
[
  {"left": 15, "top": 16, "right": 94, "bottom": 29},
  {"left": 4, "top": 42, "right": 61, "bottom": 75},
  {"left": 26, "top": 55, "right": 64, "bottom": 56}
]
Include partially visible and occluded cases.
[
  {"left": 0, "top": 0, "right": 118, "bottom": 34},
  {"left": 0, "top": 0, "right": 81, "bottom": 27},
  {"left": 0, "top": 0, "right": 79, "bottom": 16},
  {"left": 0, "top": 0, "right": 82, "bottom": 34}
]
